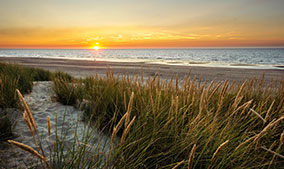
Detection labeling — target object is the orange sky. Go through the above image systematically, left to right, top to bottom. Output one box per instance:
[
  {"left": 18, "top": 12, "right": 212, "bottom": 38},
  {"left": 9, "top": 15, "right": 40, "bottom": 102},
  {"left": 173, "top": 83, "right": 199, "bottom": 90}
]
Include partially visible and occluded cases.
[{"left": 0, "top": 0, "right": 284, "bottom": 49}]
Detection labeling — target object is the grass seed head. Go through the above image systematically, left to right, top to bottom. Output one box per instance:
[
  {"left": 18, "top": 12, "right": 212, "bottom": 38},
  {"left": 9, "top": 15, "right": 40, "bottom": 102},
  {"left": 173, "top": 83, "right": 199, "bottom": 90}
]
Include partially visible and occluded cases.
[
  {"left": 8, "top": 140, "right": 47, "bottom": 163},
  {"left": 210, "top": 140, "right": 229, "bottom": 164},
  {"left": 188, "top": 144, "right": 196, "bottom": 169}
]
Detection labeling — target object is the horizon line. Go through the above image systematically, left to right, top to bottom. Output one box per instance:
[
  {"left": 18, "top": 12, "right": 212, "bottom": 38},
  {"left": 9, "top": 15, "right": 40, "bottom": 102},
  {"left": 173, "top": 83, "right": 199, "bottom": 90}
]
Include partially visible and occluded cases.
[{"left": 1, "top": 46, "right": 284, "bottom": 50}]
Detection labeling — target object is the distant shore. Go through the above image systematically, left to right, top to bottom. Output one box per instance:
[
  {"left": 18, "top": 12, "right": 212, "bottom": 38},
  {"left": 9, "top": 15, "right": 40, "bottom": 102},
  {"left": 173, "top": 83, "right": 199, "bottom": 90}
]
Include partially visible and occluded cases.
[{"left": 0, "top": 57, "right": 283, "bottom": 83}]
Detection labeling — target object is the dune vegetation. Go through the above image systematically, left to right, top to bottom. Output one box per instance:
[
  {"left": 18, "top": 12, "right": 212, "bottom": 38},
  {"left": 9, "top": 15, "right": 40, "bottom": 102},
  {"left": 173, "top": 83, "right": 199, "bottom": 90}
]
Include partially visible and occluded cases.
[
  {"left": 0, "top": 62, "right": 52, "bottom": 109},
  {"left": 1, "top": 62, "right": 284, "bottom": 168},
  {"left": 0, "top": 63, "right": 71, "bottom": 142},
  {"left": 0, "top": 63, "right": 51, "bottom": 143},
  {"left": 53, "top": 70, "right": 284, "bottom": 168}
]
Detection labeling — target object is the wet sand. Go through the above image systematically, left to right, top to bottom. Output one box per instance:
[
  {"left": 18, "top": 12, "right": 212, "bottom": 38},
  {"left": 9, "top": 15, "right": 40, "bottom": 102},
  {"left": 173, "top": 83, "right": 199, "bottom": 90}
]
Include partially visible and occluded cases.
[{"left": 0, "top": 57, "right": 283, "bottom": 83}]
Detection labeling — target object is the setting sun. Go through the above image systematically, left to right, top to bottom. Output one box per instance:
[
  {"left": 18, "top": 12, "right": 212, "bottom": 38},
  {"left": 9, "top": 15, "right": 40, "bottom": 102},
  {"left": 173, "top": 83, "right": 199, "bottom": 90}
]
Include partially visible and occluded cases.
[{"left": 93, "top": 46, "right": 100, "bottom": 50}]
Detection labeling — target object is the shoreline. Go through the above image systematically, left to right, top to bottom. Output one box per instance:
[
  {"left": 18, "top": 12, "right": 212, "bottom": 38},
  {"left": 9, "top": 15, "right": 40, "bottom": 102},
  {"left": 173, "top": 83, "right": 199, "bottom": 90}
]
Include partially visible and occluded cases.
[
  {"left": 1, "top": 54, "right": 284, "bottom": 70},
  {"left": 0, "top": 56, "right": 283, "bottom": 83}
]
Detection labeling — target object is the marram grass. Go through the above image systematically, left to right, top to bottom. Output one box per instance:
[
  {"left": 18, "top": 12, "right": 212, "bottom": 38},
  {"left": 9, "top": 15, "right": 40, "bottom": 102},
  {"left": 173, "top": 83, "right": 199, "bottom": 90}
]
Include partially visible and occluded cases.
[
  {"left": 0, "top": 62, "right": 73, "bottom": 143},
  {"left": 0, "top": 62, "right": 72, "bottom": 109},
  {"left": 0, "top": 62, "right": 53, "bottom": 143},
  {"left": 2, "top": 64, "right": 284, "bottom": 168},
  {"left": 52, "top": 70, "right": 284, "bottom": 168},
  {"left": 7, "top": 89, "right": 113, "bottom": 168}
]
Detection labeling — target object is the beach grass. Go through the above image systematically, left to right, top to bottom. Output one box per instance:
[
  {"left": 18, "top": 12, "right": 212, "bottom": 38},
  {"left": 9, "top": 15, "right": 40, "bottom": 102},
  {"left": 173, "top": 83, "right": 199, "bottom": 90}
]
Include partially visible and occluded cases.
[
  {"left": 1, "top": 61, "right": 284, "bottom": 168},
  {"left": 0, "top": 62, "right": 72, "bottom": 142},
  {"left": 0, "top": 62, "right": 51, "bottom": 108},
  {"left": 0, "top": 62, "right": 75, "bottom": 109},
  {"left": 52, "top": 69, "right": 284, "bottom": 168},
  {"left": 6, "top": 88, "right": 112, "bottom": 168}
]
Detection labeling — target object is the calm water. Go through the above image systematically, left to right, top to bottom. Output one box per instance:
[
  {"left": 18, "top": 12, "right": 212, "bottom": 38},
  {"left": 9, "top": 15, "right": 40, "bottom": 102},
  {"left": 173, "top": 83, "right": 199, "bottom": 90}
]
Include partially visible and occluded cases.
[{"left": 1, "top": 48, "right": 284, "bottom": 69}]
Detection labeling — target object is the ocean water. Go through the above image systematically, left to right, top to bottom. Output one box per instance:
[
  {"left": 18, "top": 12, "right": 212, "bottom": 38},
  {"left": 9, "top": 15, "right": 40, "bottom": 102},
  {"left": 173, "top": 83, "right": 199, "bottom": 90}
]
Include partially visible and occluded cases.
[{"left": 1, "top": 48, "right": 284, "bottom": 69}]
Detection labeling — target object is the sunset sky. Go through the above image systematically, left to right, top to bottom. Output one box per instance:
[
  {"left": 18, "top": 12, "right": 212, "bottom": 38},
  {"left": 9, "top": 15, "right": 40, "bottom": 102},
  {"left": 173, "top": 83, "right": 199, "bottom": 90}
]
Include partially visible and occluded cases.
[{"left": 0, "top": 0, "right": 284, "bottom": 49}]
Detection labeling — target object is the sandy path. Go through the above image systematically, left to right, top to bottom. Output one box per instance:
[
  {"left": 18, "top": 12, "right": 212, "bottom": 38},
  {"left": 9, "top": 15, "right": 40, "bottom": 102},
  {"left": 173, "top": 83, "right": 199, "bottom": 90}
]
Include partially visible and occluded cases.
[{"left": 1, "top": 82, "right": 111, "bottom": 168}]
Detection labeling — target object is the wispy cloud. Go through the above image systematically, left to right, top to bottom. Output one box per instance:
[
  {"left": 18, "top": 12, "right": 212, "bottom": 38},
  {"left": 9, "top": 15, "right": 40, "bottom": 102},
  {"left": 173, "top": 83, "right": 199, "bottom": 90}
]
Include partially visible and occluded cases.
[{"left": 0, "top": 25, "right": 283, "bottom": 48}]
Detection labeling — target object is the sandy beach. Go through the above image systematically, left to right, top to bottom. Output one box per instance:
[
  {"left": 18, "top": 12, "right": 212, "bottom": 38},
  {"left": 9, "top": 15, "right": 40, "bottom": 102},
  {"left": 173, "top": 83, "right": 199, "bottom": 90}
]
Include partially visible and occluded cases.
[
  {"left": 1, "top": 57, "right": 283, "bottom": 84},
  {"left": 1, "top": 81, "right": 111, "bottom": 168}
]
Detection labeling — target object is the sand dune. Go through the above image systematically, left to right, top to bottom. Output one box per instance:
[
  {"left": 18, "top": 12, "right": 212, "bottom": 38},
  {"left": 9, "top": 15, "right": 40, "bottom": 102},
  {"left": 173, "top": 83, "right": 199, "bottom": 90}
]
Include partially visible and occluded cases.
[{"left": 2, "top": 81, "right": 111, "bottom": 168}]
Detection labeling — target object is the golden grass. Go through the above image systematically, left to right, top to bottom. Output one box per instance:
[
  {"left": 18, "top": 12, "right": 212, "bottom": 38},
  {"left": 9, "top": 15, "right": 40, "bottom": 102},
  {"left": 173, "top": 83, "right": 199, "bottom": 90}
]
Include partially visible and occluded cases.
[
  {"left": 47, "top": 70, "right": 284, "bottom": 168},
  {"left": 8, "top": 89, "right": 49, "bottom": 168},
  {"left": 16, "top": 89, "right": 38, "bottom": 134},
  {"left": 125, "top": 92, "right": 134, "bottom": 128},
  {"left": 250, "top": 108, "right": 266, "bottom": 123},
  {"left": 23, "top": 110, "right": 37, "bottom": 144},
  {"left": 111, "top": 113, "right": 127, "bottom": 143},
  {"left": 47, "top": 116, "right": 51, "bottom": 136},
  {"left": 120, "top": 116, "right": 136, "bottom": 146},
  {"left": 254, "top": 116, "right": 284, "bottom": 148},
  {"left": 269, "top": 130, "right": 284, "bottom": 166},
  {"left": 7, "top": 140, "right": 47, "bottom": 163},
  {"left": 210, "top": 140, "right": 229, "bottom": 165},
  {"left": 187, "top": 144, "right": 196, "bottom": 169},
  {"left": 261, "top": 146, "right": 284, "bottom": 159},
  {"left": 172, "top": 160, "right": 185, "bottom": 169}
]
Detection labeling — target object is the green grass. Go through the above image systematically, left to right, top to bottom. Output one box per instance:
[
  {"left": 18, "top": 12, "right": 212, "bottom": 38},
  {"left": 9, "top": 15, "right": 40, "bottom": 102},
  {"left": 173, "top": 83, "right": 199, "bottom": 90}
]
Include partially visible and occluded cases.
[
  {"left": 0, "top": 62, "right": 72, "bottom": 142},
  {"left": 0, "top": 62, "right": 74, "bottom": 109},
  {"left": 0, "top": 62, "right": 51, "bottom": 108},
  {"left": 0, "top": 62, "right": 51, "bottom": 143},
  {"left": 3, "top": 63, "right": 284, "bottom": 168},
  {"left": 52, "top": 70, "right": 284, "bottom": 168},
  {"left": 6, "top": 88, "right": 111, "bottom": 168},
  {"left": 0, "top": 113, "right": 13, "bottom": 142}
]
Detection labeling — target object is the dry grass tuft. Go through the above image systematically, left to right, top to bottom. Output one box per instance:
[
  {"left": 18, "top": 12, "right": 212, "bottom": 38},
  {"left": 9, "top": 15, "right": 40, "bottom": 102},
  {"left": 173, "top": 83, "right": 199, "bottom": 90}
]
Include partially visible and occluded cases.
[
  {"left": 51, "top": 70, "right": 284, "bottom": 168},
  {"left": 15, "top": 89, "right": 47, "bottom": 161},
  {"left": 16, "top": 89, "right": 38, "bottom": 134},
  {"left": 125, "top": 92, "right": 134, "bottom": 128},
  {"left": 250, "top": 108, "right": 266, "bottom": 123},
  {"left": 111, "top": 113, "right": 127, "bottom": 143},
  {"left": 120, "top": 116, "right": 136, "bottom": 146},
  {"left": 8, "top": 140, "right": 47, "bottom": 163},
  {"left": 210, "top": 140, "right": 229, "bottom": 165},
  {"left": 188, "top": 144, "right": 196, "bottom": 169},
  {"left": 261, "top": 146, "right": 284, "bottom": 159},
  {"left": 172, "top": 160, "right": 185, "bottom": 169}
]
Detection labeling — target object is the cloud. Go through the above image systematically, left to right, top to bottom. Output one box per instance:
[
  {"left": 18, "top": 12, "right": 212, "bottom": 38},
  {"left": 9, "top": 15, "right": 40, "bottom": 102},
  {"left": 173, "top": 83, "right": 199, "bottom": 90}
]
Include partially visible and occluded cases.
[{"left": 0, "top": 26, "right": 283, "bottom": 48}]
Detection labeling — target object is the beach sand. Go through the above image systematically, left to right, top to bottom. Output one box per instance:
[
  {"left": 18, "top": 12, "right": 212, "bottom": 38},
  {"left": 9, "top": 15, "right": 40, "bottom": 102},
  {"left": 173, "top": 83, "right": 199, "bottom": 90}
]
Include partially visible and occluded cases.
[
  {"left": 0, "top": 57, "right": 283, "bottom": 83},
  {"left": 1, "top": 81, "right": 111, "bottom": 168}
]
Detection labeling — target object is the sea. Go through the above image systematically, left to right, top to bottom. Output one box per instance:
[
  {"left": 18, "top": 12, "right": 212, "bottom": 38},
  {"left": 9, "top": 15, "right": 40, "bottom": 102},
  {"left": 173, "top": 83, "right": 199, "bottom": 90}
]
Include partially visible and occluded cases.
[{"left": 1, "top": 48, "right": 284, "bottom": 69}]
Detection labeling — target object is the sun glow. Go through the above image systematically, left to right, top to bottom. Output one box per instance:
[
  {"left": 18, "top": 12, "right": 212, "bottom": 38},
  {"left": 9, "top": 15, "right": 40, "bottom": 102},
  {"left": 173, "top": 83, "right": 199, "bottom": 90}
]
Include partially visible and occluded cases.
[
  {"left": 92, "top": 42, "right": 101, "bottom": 50},
  {"left": 93, "top": 46, "right": 100, "bottom": 50}
]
